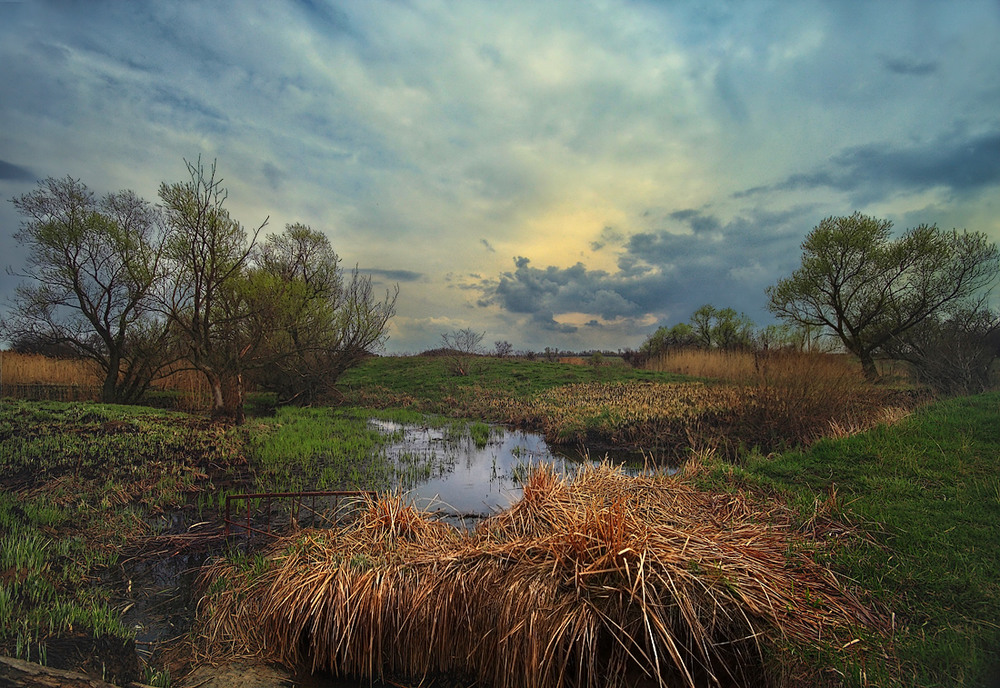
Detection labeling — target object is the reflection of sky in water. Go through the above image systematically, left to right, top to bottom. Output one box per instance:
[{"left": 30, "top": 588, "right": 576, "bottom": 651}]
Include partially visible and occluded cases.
[{"left": 371, "top": 419, "right": 589, "bottom": 517}]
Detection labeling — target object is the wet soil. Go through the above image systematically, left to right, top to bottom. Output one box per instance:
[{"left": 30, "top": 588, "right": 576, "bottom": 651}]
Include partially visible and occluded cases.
[{"left": 22, "top": 632, "right": 140, "bottom": 686}]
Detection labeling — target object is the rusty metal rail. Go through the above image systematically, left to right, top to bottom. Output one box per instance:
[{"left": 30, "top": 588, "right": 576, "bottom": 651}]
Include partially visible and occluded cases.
[{"left": 224, "top": 490, "right": 375, "bottom": 538}]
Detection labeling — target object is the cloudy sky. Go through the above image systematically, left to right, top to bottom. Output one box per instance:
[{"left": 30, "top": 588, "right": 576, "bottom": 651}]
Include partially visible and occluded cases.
[{"left": 2, "top": 1, "right": 999, "bottom": 354}]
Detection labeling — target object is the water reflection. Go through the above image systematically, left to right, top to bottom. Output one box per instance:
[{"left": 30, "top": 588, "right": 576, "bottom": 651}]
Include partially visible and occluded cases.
[
  {"left": 369, "top": 418, "right": 664, "bottom": 526},
  {"left": 371, "top": 419, "right": 589, "bottom": 519}
]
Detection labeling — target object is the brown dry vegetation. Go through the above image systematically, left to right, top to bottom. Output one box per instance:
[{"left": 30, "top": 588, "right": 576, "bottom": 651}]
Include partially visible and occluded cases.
[
  {"left": 644, "top": 348, "right": 857, "bottom": 383},
  {"left": 645, "top": 349, "right": 763, "bottom": 381},
  {"left": 0, "top": 350, "right": 219, "bottom": 410},
  {"left": 0, "top": 351, "right": 101, "bottom": 400},
  {"left": 482, "top": 374, "right": 908, "bottom": 460},
  {"left": 196, "top": 464, "right": 884, "bottom": 688}
]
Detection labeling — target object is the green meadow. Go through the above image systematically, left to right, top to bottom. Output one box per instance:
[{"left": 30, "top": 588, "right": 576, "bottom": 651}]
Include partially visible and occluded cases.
[{"left": 0, "top": 355, "right": 997, "bottom": 686}]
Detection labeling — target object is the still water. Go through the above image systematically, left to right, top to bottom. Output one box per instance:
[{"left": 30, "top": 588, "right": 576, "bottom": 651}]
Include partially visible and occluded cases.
[{"left": 370, "top": 418, "right": 643, "bottom": 522}]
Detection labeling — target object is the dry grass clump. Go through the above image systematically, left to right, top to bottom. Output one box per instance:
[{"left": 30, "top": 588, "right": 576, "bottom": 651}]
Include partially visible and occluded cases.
[{"left": 197, "top": 466, "right": 884, "bottom": 687}]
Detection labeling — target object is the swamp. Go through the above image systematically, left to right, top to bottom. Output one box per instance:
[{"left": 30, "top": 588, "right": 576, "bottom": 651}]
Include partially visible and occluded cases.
[{"left": 1, "top": 352, "right": 999, "bottom": 687}]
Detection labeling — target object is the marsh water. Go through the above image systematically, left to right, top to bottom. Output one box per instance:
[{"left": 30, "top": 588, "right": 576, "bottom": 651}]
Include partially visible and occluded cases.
[{"left": 372, "top": 418, "right": 646, "bottom": 524}]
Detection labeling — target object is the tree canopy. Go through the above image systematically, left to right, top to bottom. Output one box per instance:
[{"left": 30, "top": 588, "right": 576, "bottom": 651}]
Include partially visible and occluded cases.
[
  {"left": 3, "top": 160, "right": 399, "bottom": 418},
  {"left": 4, "top": 176, "right": 171, "bottom": 403},
  {"left": 766, "top": 212, "right": 999, "bottom": 380},
  {"left": 640, "top": 305, "right": 758, "bottom": 359}
]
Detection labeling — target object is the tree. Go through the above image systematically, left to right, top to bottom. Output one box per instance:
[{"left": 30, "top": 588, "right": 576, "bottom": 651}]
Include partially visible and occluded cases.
[
  {"left": 159, "top": 158, "right": 266, "bottom": 421},
  {"left": 3, "top": 176, "right": 172, "bottom": 403},
  {"left": 767, "top": 212, "right": 1000, "bottom": 380},
  {"left": 252, "top": 224, "right": 398, "bottom": 404},
  {"left": 687, "top": 304, "right": 755, "bottom": 351},
  {"left": 690, "top": 304, "right": 716, "bottom": 349},
  {"left": 882, "top": 305, "right": 1000, "bottom": 394},
  {"left": 710, "top": 307, "right": 755, "bottom": 351},
  {"left": 640, "top": 322, "right": 696, "bottom": 358},
  {"left": 441, "top": 328, "right": 484, "bottom": 376},
  {"left": 492, "top": 340, "right": 514, "bottom": 358}
]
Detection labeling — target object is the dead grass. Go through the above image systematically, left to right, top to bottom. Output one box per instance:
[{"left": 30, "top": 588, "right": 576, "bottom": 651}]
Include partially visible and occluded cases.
[
  {"left": 646, "top": 349, "right": 761, "bottom": 381},
  {"left": 646, "top": 349, "right": 863, "bottom": 385},
  {"left": 0, "top": 350, "right": 100, "bottom": 387},
  {"left": 0, "top": 350, "right": 218, "bottom": 409},
  {"left": 639, "top": 350, "right": 906, "bottom": 456},
  {"left": 152, "top": 365, "right": 214, "bottom": 412},
  {"left": 197, "top": 465, "right": 885, "bottom": 687}
]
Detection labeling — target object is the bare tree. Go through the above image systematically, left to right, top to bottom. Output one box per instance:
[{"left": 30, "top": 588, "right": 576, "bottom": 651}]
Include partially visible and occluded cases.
[
  {"left": 158, "top": 158, "right": 266, "bottom": 422},
  {"left": 882, "top": 303, "right": 1000, "bottom": 394},
  {"left": 441, "top": 328, "right": 484, "bottom": 376},
  {"left": 492, "top": 340, "right": 514, "bottom": 358}
]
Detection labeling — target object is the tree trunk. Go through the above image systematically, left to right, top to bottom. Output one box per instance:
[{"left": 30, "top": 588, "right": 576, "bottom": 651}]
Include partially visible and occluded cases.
[
  {"left": 858, "top": 349, "right": 880, "bottom": 381},
  {"left": 100, "top": 355, "right": 121, "bottom": 404},
  {"left": 206, "top": 369, "right": 225, "bottom": 411},
  {"left": 212, "top": 372, "right": 245, "bottom": 424},
  {"left": 0, "top": 656, "right": 154, "bottom": 688}
]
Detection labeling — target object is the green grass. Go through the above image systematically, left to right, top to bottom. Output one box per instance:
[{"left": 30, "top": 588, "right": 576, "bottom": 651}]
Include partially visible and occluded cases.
[
  {"left": 338, "top": 354, "right": 686, "bottom": 408},
  {"left": 4, "top": 380, "right": 998, "bottom": 686},
  {"left": 697, "top": 392, "right": 1000, "bottom": 687},
  {"left": 0, "top": 399, "right": 248, "bottom": 670},
  {"left": 244, "top": 405, "right": 502, "bottom": 493},
  {"left": 245, "top": 406, "right": 395, "bottom": 492},
  {"left": 0, "top": 493, "right": 130, "bottom": 663}
]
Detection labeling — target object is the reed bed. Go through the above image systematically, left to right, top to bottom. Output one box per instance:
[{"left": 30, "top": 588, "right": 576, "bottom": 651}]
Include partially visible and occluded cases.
[
  {"left": 646, "top": 349, "right": 762, "bottom": 381},
  {"left": 0, "top": 351, "right": 100, "bottom": 401},
  {"left": 0, "top": 351, "right": 100, "bottom": 386},
  {"left": 150, "top": 365, "right": 215, "bottom": 411},
  {"left": 481, "top": 376, "right": 900, "bottom": 460},
  {"left": 197, "top": 465, "right": 884, "bottom": 687}
]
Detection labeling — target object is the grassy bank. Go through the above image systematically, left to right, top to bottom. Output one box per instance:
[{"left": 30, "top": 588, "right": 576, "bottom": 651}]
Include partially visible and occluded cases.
[
  {"left": 337, "top": 354, "right": 685, "bottom": 407},
  {"left": 698, "top": 392, "right": 1000, "bottom": 686}
]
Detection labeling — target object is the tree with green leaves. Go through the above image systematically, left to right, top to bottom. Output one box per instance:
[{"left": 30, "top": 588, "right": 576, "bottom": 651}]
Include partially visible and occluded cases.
[
  {"left": 159, "top": 158, "right": 267, "bottom": 421},
  {"left": 3, "top": 176, "right": 172, "bottom": 403},
  {"left": 767, "top": 212, "right": 1000, "bottom": 380},
  {"left": 251, "top": 223, "right": 398, "bottom": 404},
  {"left": 687, "top": 304, "right": 755, "bottom": 351},
  {"left": 709, "top": 306, "right": 756, "bottom": 351},
  {"left": 640, "top": 322, "right": 696, "bottom": 358}
]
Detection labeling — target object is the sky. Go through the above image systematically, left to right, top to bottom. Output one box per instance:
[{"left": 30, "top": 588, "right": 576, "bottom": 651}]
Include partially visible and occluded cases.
[{"left": 1, "top": 1, "right": 999, "bottom": 354}]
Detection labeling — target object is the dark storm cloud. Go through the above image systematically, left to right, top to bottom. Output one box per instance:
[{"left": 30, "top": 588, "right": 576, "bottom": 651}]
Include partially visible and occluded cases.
[
  {"left": 880, "top": 55, "right": 939, "bottom": 76},
  {"left": 742, "top": 129, "right": 1000, "bottom": 203},
  {"left": 0, "top": 160, "right": 35, "bottom": 182},
  {"left": 479, "top": 206, "right": 814, "bottom": 332},
  {"left": 668, "top": 209, "right": 722, "bottom": 235},
  {"left": 363, "top": 268, "right": 422, "bottom": 282}
]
